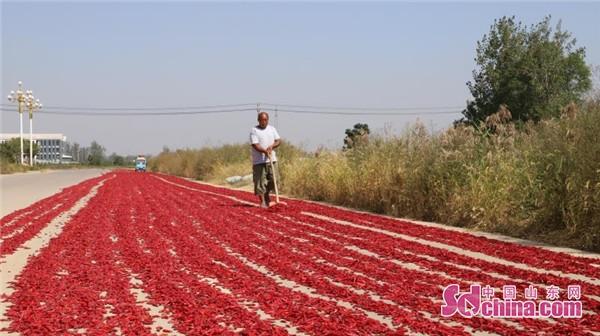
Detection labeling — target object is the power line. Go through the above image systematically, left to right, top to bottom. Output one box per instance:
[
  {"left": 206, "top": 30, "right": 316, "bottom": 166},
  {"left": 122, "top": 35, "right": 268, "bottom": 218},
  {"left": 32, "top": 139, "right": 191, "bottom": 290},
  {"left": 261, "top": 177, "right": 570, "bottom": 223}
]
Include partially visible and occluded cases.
[
  {"left": 1, "top": 100, "right": 465, "bottom": 116},
  {"left": 1, "top": 101, "right": 464, "bottom": 112},
  {"left": 261, "top": 102, "right": 464, "bottom": 111},
  {"left": 0, "top": 103, "right": 255, "bottom": 111},
  {"left": 1, "top": 106, "right": 462, "bottom": 116},
  {"left": 0, "top": 107, "right": 257, "bottom": 116},
  {"left": 261, "top": 108, "right": 461, "bottom": 116}
]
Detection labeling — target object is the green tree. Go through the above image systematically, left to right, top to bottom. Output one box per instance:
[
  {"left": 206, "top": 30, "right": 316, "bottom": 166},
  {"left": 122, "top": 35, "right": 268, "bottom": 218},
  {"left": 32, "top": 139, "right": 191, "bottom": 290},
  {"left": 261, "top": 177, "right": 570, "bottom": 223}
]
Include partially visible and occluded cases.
[
  {"left": 461, "top": 16, "right": 591, "bottom": 125},
  {"left": 343, "top": 123, "right": 370, "bottom": 150},
  {"left": 0, "top": 138, "right": 38, "bottom": 163},
  {"left": 88, "top": 141, "right": 106, "bottom": 165},
  {"left": 109, "top": 152, "right": 125, "bottom": 166}
]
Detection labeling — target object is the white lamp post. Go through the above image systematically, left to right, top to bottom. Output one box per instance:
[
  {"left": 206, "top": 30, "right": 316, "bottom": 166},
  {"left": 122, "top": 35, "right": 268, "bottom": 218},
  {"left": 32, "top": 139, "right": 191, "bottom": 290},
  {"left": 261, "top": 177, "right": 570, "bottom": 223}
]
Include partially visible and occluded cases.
[
  {"left": 7, "top": 81, "right": 26, "bottom": 165},
  {"left": 25, "top": 91, "right": 42, "bottom": 166}
]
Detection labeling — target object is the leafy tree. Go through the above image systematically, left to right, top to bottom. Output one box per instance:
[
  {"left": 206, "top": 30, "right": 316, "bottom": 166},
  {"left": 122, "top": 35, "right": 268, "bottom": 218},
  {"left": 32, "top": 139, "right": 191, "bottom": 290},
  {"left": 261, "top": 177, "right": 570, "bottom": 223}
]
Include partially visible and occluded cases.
[
  {"left": 461, "top": 16, "right": 591, "bottom": 125},
  {"left": 343, "top": 123, "right": 370, "bottom": 150},
  {"left": 0, "top": 138, "right": 38, "bottom": 163},
  {"left": 88, "top": 140, "right": 106, "bottom": 165},
  {"left": 109, "top": 152, "right": 125, "bottom": 166},
  {"left": 124, "top": 155, "right": 138, "bottom": 165}
]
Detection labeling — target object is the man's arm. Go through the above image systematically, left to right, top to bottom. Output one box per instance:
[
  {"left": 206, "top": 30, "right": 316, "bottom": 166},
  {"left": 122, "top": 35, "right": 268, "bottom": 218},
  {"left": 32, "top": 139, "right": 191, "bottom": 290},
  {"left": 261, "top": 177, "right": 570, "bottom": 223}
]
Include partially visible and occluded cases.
[
  {"left": 252, "top": 139, "right": 281, "bottom": 155},
  {"left": 266, "top": 139, "right": 282, "bottom": 154},
  {"left": 272, "top": 139, "right": 281, "bottom": 149},
  {"left": 252, "top": 143, "right": 268, "bottom": 154}
]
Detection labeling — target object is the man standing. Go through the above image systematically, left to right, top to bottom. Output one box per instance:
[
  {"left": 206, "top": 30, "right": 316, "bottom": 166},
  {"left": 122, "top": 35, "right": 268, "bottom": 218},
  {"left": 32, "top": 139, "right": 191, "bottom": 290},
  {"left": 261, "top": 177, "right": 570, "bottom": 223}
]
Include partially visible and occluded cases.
[{"left": 250, "top": 111, "right": 281, "bottom": 208}]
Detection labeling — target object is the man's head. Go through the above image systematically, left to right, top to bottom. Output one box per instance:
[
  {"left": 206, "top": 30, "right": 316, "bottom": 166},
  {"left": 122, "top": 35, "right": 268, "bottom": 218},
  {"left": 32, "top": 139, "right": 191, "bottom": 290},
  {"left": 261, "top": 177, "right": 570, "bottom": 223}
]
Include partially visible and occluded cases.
[{"left": 257, "top": 111, "right": 269, "bottom": 129}]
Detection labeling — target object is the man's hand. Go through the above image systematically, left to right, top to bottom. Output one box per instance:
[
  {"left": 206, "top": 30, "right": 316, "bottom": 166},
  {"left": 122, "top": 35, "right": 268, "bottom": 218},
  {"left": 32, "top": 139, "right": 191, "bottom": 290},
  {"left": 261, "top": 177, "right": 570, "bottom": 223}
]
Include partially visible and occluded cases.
[{"left": 251, "top": 141, "right": 280, "bottom": 157}]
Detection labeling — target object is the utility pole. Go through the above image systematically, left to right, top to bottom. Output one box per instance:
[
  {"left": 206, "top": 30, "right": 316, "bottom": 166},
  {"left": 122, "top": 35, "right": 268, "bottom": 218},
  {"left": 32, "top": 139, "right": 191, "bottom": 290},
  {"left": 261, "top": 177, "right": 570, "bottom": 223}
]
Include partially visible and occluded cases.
[
  {"left": 7, "top": 81, "right": 27, "bottom": 165},
  {"left": 25, "top": 91, "right": 42, "bottom": 166}
]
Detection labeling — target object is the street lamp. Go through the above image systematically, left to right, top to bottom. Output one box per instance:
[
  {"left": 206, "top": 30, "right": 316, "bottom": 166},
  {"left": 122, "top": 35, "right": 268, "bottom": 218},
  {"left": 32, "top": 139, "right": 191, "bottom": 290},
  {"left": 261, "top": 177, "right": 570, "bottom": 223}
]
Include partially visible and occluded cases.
[
  {"left": 7, "top": 81, "right": 26, "bottom": 165},
  {"left": 25, "top": 91, "right": 42, "bottom": 166}
]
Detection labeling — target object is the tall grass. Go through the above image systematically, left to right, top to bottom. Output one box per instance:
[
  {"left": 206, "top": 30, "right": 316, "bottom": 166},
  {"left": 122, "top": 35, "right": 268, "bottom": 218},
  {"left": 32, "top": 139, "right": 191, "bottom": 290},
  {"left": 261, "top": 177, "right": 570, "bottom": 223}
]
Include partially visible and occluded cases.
[
  {"left": 282, "top": 102, "right": 600, "bottom": 252},
  {"left": 149, "top": 103, "right": 599, "bottom": 251},
  {"left": 148, "top": 142, "right": 306, "bottom": 184},
  {"left": 148, "top": 144, "right": 247, "bottom": 179},
  {"left": 0, "top": 159, "right": 31, "bottom": 174},
  {"left": 0, "top": 160, "right": 107, "bottom": 174}
]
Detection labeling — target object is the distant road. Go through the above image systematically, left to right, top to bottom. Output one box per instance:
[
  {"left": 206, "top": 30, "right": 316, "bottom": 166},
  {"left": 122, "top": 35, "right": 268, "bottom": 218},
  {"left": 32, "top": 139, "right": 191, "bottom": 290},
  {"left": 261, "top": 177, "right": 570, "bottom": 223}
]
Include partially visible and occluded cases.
[{"left": 0, "top": 168, "right": 109, "bottom": 217}]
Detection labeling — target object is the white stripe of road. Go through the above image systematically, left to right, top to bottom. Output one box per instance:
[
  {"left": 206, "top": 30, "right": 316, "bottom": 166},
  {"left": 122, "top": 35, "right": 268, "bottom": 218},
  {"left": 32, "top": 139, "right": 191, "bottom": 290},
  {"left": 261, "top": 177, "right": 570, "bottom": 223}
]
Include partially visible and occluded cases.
[
  {"left": 163, "top": 174, "right": 600, "bottom": 262},
  {"left": 0, "top": 175, "right": 115, "bottom": 335},
  {"left": 153, "top": 176, "right": 257, "bottom": 207},
  {"left": 153, "top": 176, "right": 600, "bottom": 309},
  {"left": 154, "top": 176, "right": 600, "bottom": 277},
  {"left": 157, "top": 177, "right": 592, "bottom": 333},
  {"left": 165, "top": 178, "right": 592, "bottom": 335},
  {"left": 298, "top": 198, "right": 600, "bottom": 261},
  {"left": 0, "top": 203, "right": 64, "bottom": 241},
  {"left": 1, "top": 209, "right": 36, "bottom": 227},
  {"left": 136, "top": 210, "right": 309, "bottom": 336},
  {"left": 272, "top": 211, "right": 600, "bottom": 330},
  {"left": 302, "top": 212, "right": 600, "bottom": 287},
  {"left": 278, "top": 213, "right": 600, "bottom": 307},
  {"left": 243, "top": 214, "right": 525, "bottom": 333},
  {"left": 147, "top": 217, "right": 310, "bottom": 335},
  {"left": 244, "top": 218, "right": 506, "bottom": 334},
  {"left": 274, "top": 220, "right": 596, "bottom": 335},
  {"left": 113, "top": 232, "right": 183, "bottom": 335},
  {"left": 218, "top": 242, "right": 401, "bottom": 333},
  {"left": 127, "top": 271, "right": 184, "bottom": 336},
  {"left": 200, "top": 274, "right": 310, "bottom": 336},
  {"left": 321, "top": 276, "right": 503, "bottom": 336}
]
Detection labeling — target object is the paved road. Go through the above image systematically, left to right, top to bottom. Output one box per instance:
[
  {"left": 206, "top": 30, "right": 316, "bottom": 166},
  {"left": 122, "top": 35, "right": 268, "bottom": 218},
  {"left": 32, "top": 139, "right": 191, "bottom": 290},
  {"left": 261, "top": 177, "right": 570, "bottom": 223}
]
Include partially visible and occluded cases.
[
  {"left": 0, "top": 168, "right": 109, "bottom": 217},
  {"left": 1, "top": 171, "right": 598, "bottom": 335}
]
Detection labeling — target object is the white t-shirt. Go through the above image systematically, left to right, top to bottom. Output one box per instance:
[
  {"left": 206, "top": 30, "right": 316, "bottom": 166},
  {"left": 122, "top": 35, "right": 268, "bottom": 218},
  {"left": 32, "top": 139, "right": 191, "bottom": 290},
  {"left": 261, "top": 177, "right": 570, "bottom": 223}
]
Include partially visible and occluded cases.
[{"left": 250, "top": 125, "right": 280, "bottom": 165}]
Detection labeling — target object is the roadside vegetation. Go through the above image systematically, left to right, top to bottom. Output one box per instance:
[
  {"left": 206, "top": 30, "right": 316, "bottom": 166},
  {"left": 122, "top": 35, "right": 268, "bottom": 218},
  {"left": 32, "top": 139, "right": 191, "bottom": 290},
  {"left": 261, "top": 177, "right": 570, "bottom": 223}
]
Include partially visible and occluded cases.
[
  {"left": 150, "top": 16, "right": 599, "bottom": 252},
  {"left": 148, "top": 101, "right": 599, "bottom": 252},
  {"left": 285, "top": 102, "right": 599, "bottom": 252},
  {"left": 0, "top": 139, "right": 136, "bottom": 174},
  {"left": 148, "top": 143, "right": 305, "bottom": 187}
]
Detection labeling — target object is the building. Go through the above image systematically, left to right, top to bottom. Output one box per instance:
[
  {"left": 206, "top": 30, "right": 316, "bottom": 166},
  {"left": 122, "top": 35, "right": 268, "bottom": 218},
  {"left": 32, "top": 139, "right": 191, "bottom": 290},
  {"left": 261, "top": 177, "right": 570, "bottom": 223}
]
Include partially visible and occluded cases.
[{"left": 0, "top": 133, "right": 67, "bottom": 164}]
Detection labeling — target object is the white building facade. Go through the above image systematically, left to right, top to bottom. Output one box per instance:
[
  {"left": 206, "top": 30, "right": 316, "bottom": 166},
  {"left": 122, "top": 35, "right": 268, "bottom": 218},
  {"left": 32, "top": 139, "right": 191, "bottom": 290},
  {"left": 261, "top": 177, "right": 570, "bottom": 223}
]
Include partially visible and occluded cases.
[{"left": 0, "top": 133, "right": 67, "bottom": 164}]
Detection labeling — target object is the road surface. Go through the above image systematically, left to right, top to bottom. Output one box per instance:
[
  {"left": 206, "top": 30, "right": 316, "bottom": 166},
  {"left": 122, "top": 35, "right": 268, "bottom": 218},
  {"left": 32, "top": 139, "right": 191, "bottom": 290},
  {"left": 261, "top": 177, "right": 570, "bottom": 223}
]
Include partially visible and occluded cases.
[
  {"left": 0, "top": 168, "right": 108, "bottom": 217},
  {"left": 1, "top": 171, "right": 599, "bottom": 335}
]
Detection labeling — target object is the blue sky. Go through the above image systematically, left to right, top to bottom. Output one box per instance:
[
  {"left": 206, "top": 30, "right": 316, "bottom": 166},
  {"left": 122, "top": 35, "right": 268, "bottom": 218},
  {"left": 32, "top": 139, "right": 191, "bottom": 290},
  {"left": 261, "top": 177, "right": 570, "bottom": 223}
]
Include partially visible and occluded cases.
[{"left": 2, "top": 1, "right": 599, "bottom": 155}]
